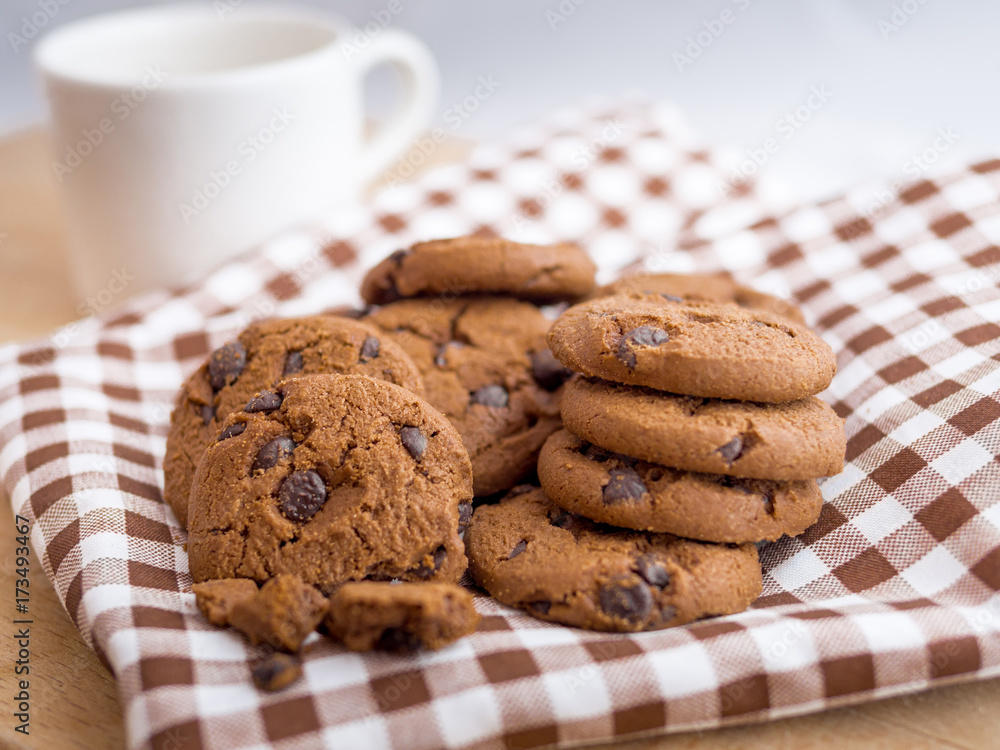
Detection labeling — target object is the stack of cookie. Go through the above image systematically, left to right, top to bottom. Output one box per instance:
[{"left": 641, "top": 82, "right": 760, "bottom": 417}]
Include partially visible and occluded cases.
[
  {"left": 464, "top": 274, "right": 845, "bottom": 632},
  {"left": 540, "top": 278, "right": 846, "bottom": 544}
]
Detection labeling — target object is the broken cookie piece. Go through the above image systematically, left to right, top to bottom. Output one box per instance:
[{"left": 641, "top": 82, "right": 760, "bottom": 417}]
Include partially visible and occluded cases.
[
  {"left": 228, "top": 574, "right": 328, "bottom": 652},
  {"left": 191, "top": 578, "right": 259, "bottom": 627},
  {"left": 325, "top": 582, "right": 479, "bottom": 652}
]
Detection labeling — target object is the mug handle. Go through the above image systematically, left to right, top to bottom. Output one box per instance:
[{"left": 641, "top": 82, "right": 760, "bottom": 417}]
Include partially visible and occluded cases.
[{"left": 348, "top": 28, "right": 440, "bottom": 187}]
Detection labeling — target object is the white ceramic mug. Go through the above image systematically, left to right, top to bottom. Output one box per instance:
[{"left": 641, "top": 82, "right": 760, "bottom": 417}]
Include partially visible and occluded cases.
[{"left": 35, "top": 3, "right": 439, "bottom": 301}]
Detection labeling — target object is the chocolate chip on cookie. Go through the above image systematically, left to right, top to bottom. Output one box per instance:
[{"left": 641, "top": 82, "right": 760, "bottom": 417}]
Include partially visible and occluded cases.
[
  {"left": 164, "top": 315, "right": 424, "bottom": 528},
  {"left": 616, "top": 326, "right": 670, "bottom": 369},
  {"left": 359, "top": 335, "right": 380, "bottom": 363},
  {"left": 209, "top": 341, "right": 247, "bottom": 390},
  {"left": 530, "top": 349, "right": 574, "bottom": 391},
  {"left": 283, "top": 350, "right": 304, "bottom": 376},
  {"left": 187, "top": 374, "right": 472, "bottom": 591},
  {"left": 471, "top": 385, "right": 509, "bottom": 408},
  {"left": 245, "top": 390, "right": 283, "bottom": 413},
  {"left": 218, "top": 422, "right": 246, "bottom": 441},
  {"left": 399, "top": 426, "right": 428, "bottom": 460},
  {"left": 253, "top": 436, "right": 297, "bottom": 473},
  {"left": 716, "top": 436, "right": 745, "bottom": 465},
  {"left": 602, "top": 467, "right": 648, "bottom": 504},
  {"left": 277, "top": 470, "right": 327, "bottom": 522},
  {"left": 465, "top": 486, "right": 762, "bottom": 632},
  {"left": 458, "top": 502, "right": 473, "bottom": 534},
  {"left": 411, "top": 547, "right": 449, "bottom": 579},
  {"left": 634, "top": 555, "right": 671, "bottom": 588},
  {"left": 599, "top": 576, "right": 653, "bottom": 623}
]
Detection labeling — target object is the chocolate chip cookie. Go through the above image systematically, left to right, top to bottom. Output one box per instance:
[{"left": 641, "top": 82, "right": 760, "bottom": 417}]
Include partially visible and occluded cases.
[
  {"left": 360, "top": 236, "right": 597, "bottom": 304},
  {"left": 592, "top": 272, "right": 806, "bottom": 324},
  {"left": 548, "top": 294, "right": 836, "bottom": 402},
  {"left": 365, "top": 297, "right": 567, "bottom": 496},
  {"left": 164, "top": 315, "right": 423, "bottom": 527},
  {"left": 187, "top": 374, "right": 472, "bottom": 591},
  {"left": 561, "top": 377, "right": 846, "bottom": 480},
  {"left": 537, "top": 429, "right": 823, "bottom": 542},
  {"left": 465, "top": 486, "right": 762, "bottom": 632},
  {"left": 325, "top": 582, "right": 480, "bottom": 652}
]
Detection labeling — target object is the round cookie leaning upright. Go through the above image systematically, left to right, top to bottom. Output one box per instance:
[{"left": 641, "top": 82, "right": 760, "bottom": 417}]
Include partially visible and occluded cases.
[
  {"left": 360, "top": 236, "right": 597, "bottom": 304},
  {"left": 548, "top": 293, "right": 836, "bottom": 403},
  {"left": 365, "top": 297, "right": 573, "bottom": 496},
  {"left": 164, "top": 315, "right": 423, "bottom": 528},
  {"left": 187, "top": 374, "right": 472, "bottom": 591},
  {"left": 465, "top": 486, "right": 762, "bottom": 632}
]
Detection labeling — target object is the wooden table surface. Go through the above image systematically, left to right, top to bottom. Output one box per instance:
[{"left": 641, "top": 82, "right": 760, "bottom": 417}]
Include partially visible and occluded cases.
[{"left": 1, "top": 128, "right": 998, "bottom": 750}]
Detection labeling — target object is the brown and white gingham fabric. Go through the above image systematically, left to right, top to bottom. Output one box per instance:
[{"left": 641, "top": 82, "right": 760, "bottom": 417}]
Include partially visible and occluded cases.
[{"left": 2, "top": 96, "right": 1000, "bottom": 750}]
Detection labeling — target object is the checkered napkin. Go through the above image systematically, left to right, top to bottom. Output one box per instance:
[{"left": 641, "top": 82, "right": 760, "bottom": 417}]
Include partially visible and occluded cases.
[{"left": 2, "top": 96, "right": 1000, "bottom": 750}]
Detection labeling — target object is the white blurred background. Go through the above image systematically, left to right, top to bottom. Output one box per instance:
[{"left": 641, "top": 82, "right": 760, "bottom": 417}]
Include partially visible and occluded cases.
[{"left": 1, "top": 0, "right": 996, "bottom": 203}]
